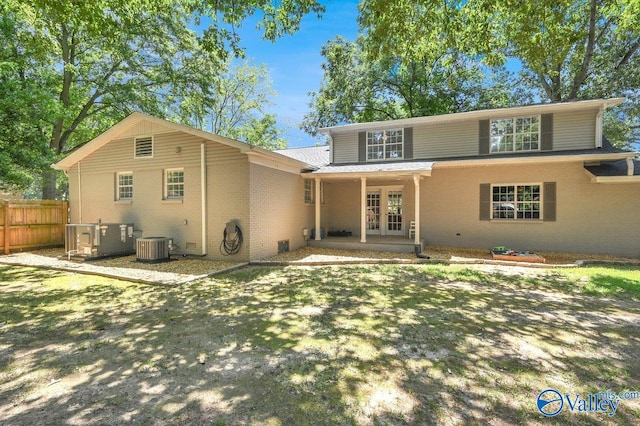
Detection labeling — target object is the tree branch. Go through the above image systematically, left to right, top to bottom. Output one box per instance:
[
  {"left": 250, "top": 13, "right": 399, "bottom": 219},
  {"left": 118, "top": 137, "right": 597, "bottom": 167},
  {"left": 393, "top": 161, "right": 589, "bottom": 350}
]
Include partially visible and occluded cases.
[{"left": 568, "top": 0, "right": 598, "bottom": 100}]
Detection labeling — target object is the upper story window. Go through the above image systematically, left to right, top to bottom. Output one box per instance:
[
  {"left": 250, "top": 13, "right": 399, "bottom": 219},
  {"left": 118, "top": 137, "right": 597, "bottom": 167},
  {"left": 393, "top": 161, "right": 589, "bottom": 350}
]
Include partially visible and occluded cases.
[
  {"left": 490, "top": 116, "right": 539, "bottom": 153},
  {"left": 367, "top": 129, "right": 403, "bottom": 161},
  {"left": 134, "top": 136, "right": 153, "bottom": 158},
  {"left": 165, "top": 168, "right": 184, "bottom": 199},
  {"left": 116, "top": 172, "right": 133, "bottom": 200}
]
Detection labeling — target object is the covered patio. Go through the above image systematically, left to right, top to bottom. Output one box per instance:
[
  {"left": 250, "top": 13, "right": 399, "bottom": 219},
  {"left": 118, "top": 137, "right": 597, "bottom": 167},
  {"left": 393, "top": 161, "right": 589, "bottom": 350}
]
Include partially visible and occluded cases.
[{"left": 307, "top": 160, "right": 434, "bottom": 252}]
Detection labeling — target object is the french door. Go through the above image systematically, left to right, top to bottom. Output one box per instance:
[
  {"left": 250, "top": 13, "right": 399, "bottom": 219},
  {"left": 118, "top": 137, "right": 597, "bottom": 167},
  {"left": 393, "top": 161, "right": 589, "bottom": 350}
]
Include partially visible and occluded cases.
[{"left": 366, "top": 187, "right": 403, "bottom": 236}]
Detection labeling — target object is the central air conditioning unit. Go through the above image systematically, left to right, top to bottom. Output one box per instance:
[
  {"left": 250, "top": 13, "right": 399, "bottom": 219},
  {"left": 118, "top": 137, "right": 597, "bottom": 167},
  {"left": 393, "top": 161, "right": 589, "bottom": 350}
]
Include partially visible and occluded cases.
[
  {"left": 65, "top": 223, "right": 135, "bottom": 259},
  {"left": 136, "top": 237, "right": 172, "bottom": 263}
]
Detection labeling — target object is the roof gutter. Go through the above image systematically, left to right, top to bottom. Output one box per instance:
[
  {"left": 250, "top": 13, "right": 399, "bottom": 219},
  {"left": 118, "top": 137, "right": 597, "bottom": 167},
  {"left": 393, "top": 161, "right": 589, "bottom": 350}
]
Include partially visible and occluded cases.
[{"left": 432, "top": 152, "right": 637, "bottom": 169}]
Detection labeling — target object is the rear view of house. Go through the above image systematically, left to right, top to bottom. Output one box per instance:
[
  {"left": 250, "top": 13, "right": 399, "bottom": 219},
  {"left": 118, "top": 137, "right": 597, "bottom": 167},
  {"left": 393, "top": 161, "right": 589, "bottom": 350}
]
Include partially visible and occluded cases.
[
  {"left": 54, "top": 98, "right": 639, "bottom": 260},
  {"left": 307, "top": 98, "right": 639, "bottom": 257},
  {"left": 53, "top": 113, "right": 319, "bottom": 261}
]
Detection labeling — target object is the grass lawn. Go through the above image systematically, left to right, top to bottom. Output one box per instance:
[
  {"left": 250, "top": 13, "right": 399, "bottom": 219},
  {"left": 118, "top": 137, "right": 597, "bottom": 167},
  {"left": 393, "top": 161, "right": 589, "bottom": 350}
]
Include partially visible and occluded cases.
[{"left": 1, "top": 263, "right": 639, "bottom": 425}]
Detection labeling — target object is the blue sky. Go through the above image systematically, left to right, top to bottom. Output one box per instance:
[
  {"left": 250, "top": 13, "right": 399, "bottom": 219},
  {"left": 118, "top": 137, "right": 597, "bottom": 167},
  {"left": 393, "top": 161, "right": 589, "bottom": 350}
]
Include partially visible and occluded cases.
[{"left": 230, "top": 0, "right": 360, "bottom": 148}]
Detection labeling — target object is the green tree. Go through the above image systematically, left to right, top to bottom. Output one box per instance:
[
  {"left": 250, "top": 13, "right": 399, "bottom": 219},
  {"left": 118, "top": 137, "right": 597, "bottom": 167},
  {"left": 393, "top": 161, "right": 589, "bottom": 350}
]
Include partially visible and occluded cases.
[
  {"left": 1, "top": 0, "right": 323, "bottom": 199},
  {"left": 358, "top": 0, "right": 640, "bottom": 147},
  {"left": 301, "top": 35, "right": 523, "bottom": 136},
  {"left": 176, "top": 60, "right": 286, "bottom": 149}
]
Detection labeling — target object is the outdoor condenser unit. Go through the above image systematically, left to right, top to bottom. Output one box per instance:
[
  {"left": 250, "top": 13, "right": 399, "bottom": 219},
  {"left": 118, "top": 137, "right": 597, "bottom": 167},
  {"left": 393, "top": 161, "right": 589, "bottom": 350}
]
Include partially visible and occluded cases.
[
  {"left": 65, "top": 223, "right": 135, "bottom": 259},
  {"left": 136, "top": 237, "right": 172, "bottom": 263}
]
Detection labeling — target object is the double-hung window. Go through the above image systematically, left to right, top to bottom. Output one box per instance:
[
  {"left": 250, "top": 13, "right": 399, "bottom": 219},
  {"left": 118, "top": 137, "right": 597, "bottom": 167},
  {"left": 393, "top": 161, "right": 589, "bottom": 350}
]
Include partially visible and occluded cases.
[
  {"left": 490, "top": 116, "right": 540, "bottom": 153},
  {"left": 367, "top": 129, "right": 403, "bottom": 161},
  {"left": 165, "top": 169, "right": 184, "bottom": 200},
  {"left": 116, "top": 172, "right": 133, "bottom": 201},
  {"left": 303, "top": 179, "right": 323, "bottom": 204},
  {"left": 304, "top": 179, "right": 313, "bottom": 203},
  {"left": 492, "top": 184, "right": 541, "bottom": 220}
]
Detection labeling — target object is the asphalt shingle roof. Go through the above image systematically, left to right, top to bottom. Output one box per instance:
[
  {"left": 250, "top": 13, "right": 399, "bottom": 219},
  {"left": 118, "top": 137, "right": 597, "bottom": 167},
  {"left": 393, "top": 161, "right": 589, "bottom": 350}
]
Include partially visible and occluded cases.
[
  {"left": 275, "top": 146, "right": 330, "bottom": 168},
  {"left": 585, "top": 159, "right": 640, "bottom": 177}
]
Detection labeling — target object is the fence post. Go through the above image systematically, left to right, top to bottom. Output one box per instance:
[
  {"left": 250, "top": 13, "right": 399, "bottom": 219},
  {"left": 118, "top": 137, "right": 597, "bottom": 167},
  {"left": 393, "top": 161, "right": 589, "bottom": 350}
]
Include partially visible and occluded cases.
[{"left": 3, "top": 200, "right": 9, "bottom": 255}]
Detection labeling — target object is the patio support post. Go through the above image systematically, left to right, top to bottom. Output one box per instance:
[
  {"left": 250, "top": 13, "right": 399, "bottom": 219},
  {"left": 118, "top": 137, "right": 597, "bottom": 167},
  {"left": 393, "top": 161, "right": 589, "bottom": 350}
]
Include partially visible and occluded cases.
[
  {"left": 413, "top": 174, "right": 421, "bottom": 245},
  {"left": 315, "top": 177, "right": 321, "bottom": 241},
  {"left": 360, "top": 177, "right": 367, "bottom": 243}
]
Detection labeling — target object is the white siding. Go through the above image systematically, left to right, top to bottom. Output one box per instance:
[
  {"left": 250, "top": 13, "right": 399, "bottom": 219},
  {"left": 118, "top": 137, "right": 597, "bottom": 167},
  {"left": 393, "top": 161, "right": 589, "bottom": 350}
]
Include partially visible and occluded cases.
[
  {"left": 331, "top": 108, "right": 600, "bottom": 162},
  {"left": 554, "top": 109, "right": 597, "bottom": 150},
  {"left": 412, "top": 120, "right": 478, "bottom": 159},
  {"left": 66, "top": 121, "right": 251, "bottom": 259},
  {"left": 120, "top": 121, "right": 174, "bottom": 137},
  {"left": 80, "top": 131, "right": 202, "bottom": 174},
  {"left": 332, "top": 133, "right": 359, "bottom": 163}
]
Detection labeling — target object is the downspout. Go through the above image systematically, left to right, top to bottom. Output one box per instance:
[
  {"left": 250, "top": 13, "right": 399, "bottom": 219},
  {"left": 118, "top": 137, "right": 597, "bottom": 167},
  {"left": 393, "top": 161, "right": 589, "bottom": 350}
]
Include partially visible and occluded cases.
[
  {"left": 595, "top": 106, "right": 604, "bottom": 148},
  {"left": 328, "top": 132, "right": 335, "bottom": 164},
  {"left": 201, "top": 142, "right": 207, "bottom": 256},
  {"left": 78, "top": 161, "right": 82, "bottom": 223}
]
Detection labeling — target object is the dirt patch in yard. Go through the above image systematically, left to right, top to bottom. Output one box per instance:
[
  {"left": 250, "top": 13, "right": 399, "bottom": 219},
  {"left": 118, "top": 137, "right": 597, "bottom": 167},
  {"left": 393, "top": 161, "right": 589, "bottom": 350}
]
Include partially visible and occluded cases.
[{"left": 1, "top": 263, "right": 639, "bottom": 425}]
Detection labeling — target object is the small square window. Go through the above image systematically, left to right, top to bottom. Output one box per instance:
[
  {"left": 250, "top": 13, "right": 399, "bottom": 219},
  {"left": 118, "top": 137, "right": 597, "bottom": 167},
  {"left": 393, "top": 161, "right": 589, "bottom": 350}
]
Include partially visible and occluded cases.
[
  {"left": 165, "top": 169, "right": 184, "bottom": 199},
  {"left": 116, "top": 172, "right": 133, "bottom": 200},
  {"left": 304, "top": 179, "right": 313, "bottom": 204}
]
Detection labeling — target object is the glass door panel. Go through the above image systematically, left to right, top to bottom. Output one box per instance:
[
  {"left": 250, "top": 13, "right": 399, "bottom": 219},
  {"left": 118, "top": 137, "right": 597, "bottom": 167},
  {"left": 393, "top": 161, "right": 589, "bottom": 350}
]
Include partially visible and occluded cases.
[
  {"left": 386, "top": 190, "right": 403, "bottom": 235},
  {"left": 366, "top": 191, "right": 381, "bottom": 234}
]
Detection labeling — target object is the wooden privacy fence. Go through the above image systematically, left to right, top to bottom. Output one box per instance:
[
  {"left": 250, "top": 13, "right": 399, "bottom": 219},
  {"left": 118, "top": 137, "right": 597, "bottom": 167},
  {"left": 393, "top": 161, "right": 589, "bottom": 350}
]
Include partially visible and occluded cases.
[{"left": 1, "top": 200, "right": 68, "bottom": 254}]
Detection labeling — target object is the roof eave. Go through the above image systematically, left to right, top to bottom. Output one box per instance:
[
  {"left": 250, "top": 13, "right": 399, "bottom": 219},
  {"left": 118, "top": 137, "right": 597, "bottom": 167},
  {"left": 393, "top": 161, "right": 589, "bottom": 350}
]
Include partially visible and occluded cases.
[
  {"left": 433, "top": 151, "right": 636, "bottom": 168},
  {"left": 310, "top": 170, "right": 432, "bottom": 179}
]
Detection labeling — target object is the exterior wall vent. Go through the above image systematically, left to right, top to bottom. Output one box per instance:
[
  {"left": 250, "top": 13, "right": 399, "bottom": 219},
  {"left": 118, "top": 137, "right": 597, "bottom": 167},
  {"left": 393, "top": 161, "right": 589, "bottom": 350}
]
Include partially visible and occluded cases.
[{"left": 136, "top": 237, "right": 171, "bottom": 263}]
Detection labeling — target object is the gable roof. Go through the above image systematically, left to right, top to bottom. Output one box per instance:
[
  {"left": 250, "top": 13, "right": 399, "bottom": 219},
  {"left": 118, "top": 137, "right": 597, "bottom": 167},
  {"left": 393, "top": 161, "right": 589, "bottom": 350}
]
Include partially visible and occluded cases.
[
  {"left": 319, "top": 98, "right": 625, "bottom": 135},
  {"left": 52, "top": 112, "right": 314, "bottom": 171},
  {"left": 275, "top": 145, "right": 330, "bottom": 167}
]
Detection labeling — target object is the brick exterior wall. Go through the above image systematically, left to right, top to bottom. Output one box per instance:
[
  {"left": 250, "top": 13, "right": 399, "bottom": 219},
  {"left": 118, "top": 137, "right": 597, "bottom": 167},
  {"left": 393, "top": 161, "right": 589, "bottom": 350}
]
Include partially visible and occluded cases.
[{"left": 249, "top": 164, "right": 314, "bottom": 260}]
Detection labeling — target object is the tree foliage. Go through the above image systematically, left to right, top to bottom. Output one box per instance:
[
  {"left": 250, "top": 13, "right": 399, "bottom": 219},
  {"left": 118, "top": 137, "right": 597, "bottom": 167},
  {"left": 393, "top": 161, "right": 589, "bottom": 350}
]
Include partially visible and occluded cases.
[
  {"left": 0, "top": 0, "right": 323, "bottom": 198},
  {"left": 353, "top": 0, "right": 640, "bottom": 147},
  {"left": 302, "top": 1, "right": 529, "bottom": 136},
  {"left": 176, "top": 60, "right": 286, "bottom": 149}
]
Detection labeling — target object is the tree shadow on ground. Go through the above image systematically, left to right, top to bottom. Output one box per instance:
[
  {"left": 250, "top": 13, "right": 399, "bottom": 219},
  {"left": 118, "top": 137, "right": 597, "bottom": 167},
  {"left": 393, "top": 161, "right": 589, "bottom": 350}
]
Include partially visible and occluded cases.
[{"left": 0, "top": 264, "right": 639, "bottom": 425}]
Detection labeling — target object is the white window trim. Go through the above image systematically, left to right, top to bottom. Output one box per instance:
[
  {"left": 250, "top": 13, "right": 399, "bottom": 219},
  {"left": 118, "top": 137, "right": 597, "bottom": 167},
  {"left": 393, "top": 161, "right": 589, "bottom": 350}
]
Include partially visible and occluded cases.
[
  {"left": 490, "top": 115, "right": 541, "bottom": 154},
  {"left": 366, "top": 129, "right": 404, "bottom": 161},
  {"left": 134, "top": 135, "right": 154, "bottom": 159},
  {"left": 164, "top": 168, "right": 184, "bottom": 200},
  {"left": 115, "top": 171, "right": 133, "bottom": 201},
  {"left": 304, "top": 179, "right": 324, "bottom": 204},
  {"left": 304, "top": 179, "right": 313, "bottom": 204},
  {"left": 490, "top": 183, "right": 543, "bottom": 221}
]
